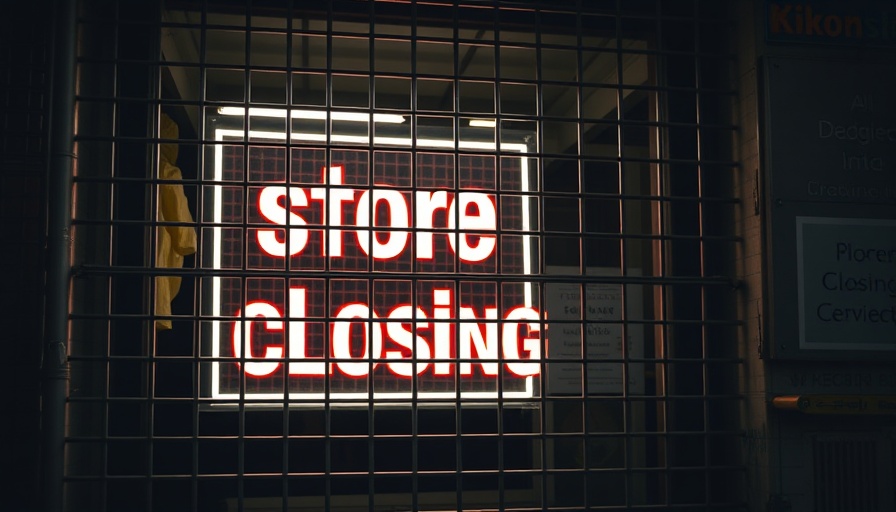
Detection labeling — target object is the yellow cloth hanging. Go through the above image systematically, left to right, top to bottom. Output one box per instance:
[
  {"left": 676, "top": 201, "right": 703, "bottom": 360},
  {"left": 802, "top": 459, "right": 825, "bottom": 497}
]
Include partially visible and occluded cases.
[{"left": 155, "top": 113, "right": 197, "bottom": 330}]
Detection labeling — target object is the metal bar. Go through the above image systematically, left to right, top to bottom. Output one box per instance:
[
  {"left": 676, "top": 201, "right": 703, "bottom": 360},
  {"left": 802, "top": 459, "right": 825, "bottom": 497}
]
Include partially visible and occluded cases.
[
  {"left": 40, "top": 0, "right": 78, "bottom": 510},
  {"left": 63, "top": 1, "right": 746, "bottom": 510}
]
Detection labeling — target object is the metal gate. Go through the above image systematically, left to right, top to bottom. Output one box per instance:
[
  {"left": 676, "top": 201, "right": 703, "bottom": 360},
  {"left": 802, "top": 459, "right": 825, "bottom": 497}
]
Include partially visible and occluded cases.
[{"left": 67, "top": 1, "right": 743, "bottom": 510}]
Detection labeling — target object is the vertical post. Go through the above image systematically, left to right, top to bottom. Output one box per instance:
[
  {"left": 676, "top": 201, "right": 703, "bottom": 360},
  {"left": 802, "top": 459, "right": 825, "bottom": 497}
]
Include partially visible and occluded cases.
[{"left": 41, "top": 0, "right": 77, "bottom": 510}]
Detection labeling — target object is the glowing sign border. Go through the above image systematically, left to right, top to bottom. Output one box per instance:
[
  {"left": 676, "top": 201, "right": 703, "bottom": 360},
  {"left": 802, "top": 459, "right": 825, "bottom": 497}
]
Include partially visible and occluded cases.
[{"left": 208, "top": 111, "right": 538, "bottom": 402}]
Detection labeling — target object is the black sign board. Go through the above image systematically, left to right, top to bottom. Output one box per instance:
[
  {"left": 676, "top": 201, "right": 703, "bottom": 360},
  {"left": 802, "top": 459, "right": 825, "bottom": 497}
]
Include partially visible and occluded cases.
[{"left": 763, "top": 56, "right": 896, "bottom": 359}]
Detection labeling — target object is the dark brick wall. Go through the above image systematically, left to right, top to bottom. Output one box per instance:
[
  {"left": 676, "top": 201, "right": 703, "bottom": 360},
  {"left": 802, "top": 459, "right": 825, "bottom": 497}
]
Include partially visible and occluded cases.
[{"left": 1, "top": 2, "right": 51, "bottom": 509}]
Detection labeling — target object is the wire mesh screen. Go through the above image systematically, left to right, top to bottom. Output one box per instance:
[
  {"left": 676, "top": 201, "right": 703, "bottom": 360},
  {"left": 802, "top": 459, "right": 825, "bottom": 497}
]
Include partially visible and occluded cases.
[{"left": 68, "top": 1, "right": 743, "bottom": 511}]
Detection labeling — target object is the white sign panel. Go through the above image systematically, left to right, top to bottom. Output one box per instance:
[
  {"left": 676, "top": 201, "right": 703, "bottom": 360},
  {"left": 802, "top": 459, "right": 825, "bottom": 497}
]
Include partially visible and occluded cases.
[
  {"left": 797, "top": 217, "right": 896, "bottom": 351},
  {"left": 544, "top": 267, "right": 644, "bottom": 395}
]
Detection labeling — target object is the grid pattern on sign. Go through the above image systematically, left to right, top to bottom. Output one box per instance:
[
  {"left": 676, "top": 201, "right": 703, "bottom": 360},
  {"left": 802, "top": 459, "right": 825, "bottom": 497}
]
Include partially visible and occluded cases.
[{"left": 215, "top": 142, "right": 534, "bottom": 397}]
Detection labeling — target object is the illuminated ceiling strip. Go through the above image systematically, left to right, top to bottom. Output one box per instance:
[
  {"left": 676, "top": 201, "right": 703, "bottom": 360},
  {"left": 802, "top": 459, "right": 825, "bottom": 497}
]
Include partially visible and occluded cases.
[
  {"left": 217, "top": 106, "right": 406, "bottom": 124},
  {"left": 468, "top": 119, "right": 496, "bottom": 128},
  {"left": 214, "top": 128, "right": 527, "bottom": 152}
]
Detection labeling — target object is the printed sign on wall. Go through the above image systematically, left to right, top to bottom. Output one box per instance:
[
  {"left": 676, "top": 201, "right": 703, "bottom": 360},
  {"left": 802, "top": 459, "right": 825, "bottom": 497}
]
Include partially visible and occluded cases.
[
  {"left": 797, "top": 217, "right": 896, "bottom": 351},
  {"left": 544, "top": 267, "right": 644, "bottom": 396}
]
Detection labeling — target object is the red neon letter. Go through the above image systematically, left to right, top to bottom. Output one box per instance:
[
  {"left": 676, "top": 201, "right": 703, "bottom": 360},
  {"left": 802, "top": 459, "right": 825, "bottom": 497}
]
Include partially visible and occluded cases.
[
  {"left": 310, "top": 166, "right": 355, "bottom": 257},
  {"left": 257, "top": 186, "right": 310, "bottom": 257},
  {"left": 356, "top": 190, "right": 410, "bottom": 259},
  {"left": 415, "top": 191, "right": 448, "bottom": 259},
  {"left": 448, "top": 192, "right": 497, "bottom": 263},
  {"left": 287, "top": 287, "right": 325, "bottom": 376},
  {"left": 432, "top": 288, "right": 453, "bottom": 375},
  {"left": 232, "top": 302, "right": 284, "bottom": 377},
  {"left": 332, "top": 303, "right": 383, "bottom": 377},
  {"left": 385, "top": 305, "right": 431, "bottom": 377},
  {"left": 459, "top": 306, "right": 499, "bottom": 375},
  {"left": 502, "top": 307, "right": 542, "bottom": 376}
]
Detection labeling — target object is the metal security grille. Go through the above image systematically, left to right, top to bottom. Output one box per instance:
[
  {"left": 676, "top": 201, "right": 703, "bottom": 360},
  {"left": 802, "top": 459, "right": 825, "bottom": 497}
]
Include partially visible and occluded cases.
[{"left": 68, "top": 1, "right": 743, "bottom": 511}]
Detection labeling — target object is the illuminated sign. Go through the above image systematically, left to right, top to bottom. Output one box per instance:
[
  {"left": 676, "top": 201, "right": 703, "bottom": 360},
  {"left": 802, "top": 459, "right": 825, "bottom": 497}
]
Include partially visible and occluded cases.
[
  {"left": 766, "top": 1, "right": 896, "bottom": 47},
  {"left": 206, "top": 109, "right": 540, "bottom": 402},
  {"left": 254, "top": 165, "right": 499, "bottom": 263}
]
